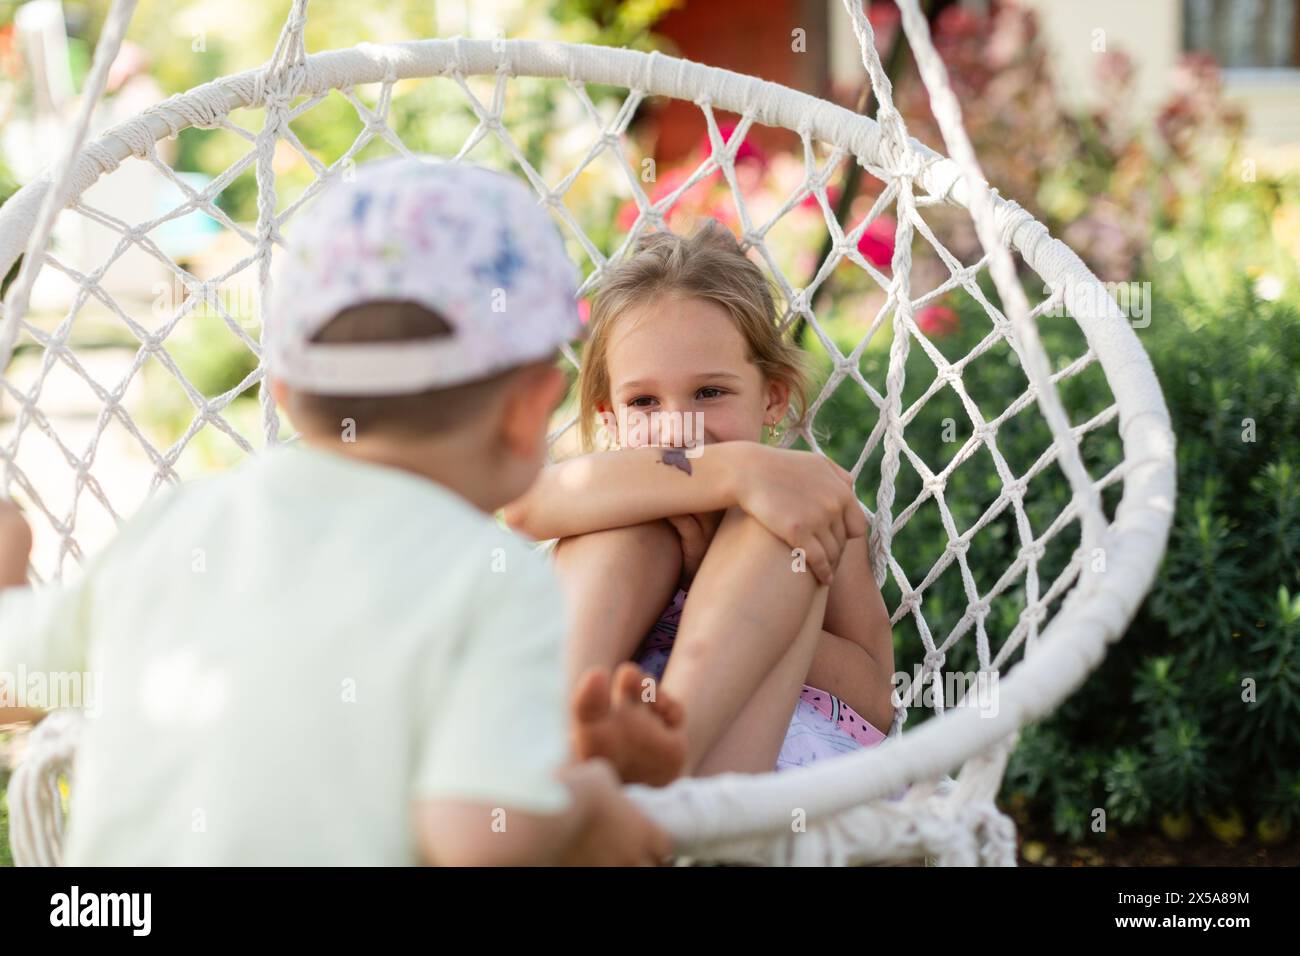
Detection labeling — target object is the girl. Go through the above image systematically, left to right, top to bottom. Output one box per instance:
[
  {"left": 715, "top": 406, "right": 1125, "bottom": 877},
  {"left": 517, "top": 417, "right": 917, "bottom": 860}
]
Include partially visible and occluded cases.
[{"left": 504, "top": 221, "right": 895, "bottom": 783}]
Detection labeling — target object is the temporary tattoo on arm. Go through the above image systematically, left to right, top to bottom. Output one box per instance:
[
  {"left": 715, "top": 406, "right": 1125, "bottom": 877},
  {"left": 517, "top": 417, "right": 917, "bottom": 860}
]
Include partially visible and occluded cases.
[{"left": 660, "top": 448, "right": 693, "bottom": 476}]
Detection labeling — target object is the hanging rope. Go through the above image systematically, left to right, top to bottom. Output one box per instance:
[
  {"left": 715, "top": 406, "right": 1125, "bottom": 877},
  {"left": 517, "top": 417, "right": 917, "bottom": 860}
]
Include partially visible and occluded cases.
[
  {"left": 0, "top": 0, "right": 139, "bottom": 386},
  {"left": 251, "top": 0, "right": 312, "bottom": 450},
  {"left": 886, "top": 0, "right": 1109, "bottom": 560}
]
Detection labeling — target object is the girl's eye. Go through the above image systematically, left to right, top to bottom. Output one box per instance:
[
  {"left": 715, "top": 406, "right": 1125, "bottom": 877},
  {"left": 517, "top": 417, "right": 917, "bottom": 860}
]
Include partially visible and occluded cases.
[
  {"left": 697, "top": 387, "right": 727, "bottom": 400},
  {"left": 628, "top": 396, "right": 657, "bottom": 407}
]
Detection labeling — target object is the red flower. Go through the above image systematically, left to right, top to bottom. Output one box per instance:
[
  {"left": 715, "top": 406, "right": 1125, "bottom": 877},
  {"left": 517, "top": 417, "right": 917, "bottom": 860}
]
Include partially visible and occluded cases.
[
  {"left": 867, "top": 2, "right": 901, "bottom": 51},
  {"left": 936, "top": 5, "right": 983, "bottom": 40},
  {"left": 699, "top": 122, "right": 768, "bottom": 170},
  {"left": 616, "top": 165, "right": 718, "bottom": 232},
  {"left": 800, "top": 185, "right": 841, "bottom": 212},
  {"left": 616, "top": 197, "right": 640, "bottom": 232},
  {"left": 857, "top": 214, "right": 896, "bottom": 268},
  {"left": 916, "top": 303, "right": 959, "bottom": 338}
]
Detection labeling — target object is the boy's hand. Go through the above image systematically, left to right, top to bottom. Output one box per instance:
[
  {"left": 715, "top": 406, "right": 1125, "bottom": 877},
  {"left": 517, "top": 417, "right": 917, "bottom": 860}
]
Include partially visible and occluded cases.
[
  {"left": 727, "top": 444, "right": 868, "bottom": 585},
  {"left": 0, "top": 498, "right": 33, "bottom": 589},
  {"left": 562, "top": 758, "right": 673, "bottom": 866}
]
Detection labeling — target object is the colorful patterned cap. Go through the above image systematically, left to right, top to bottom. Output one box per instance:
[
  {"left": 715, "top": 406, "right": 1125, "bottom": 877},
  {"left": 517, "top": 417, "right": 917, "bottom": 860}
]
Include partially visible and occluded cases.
[{"left": 266, "top": 156, "right": 582, "bottom": 394}]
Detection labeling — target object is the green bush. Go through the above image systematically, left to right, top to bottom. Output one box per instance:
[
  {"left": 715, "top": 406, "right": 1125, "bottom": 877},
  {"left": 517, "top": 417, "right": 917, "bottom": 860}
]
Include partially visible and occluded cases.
[
  {"left": 803, "top": 0, "right": 1300, "bottom": 846},
  {"left": 803, "top": 270, "right": 1300, "bottom": 844},
  {"left": 1009, "top": 276, "right": 1300, "bottom": 842},
  {"left": 0, "top": 733, "right": 10, "bottom": 867}
]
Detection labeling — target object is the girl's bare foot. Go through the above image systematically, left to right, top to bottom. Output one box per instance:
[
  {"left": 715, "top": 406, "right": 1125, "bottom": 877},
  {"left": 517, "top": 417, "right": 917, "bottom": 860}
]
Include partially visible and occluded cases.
[{"left": 570, "top": 662, "right": 686, "bottom": 786}]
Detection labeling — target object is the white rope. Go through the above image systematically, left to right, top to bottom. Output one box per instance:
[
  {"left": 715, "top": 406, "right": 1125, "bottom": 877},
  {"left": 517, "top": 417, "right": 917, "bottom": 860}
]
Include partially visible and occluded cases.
[
  {"left": 0, "top": 0, "right": 139, "bottom": 383},
  {"left": 251, "top": 0, "right": 311, "bottom": 450},
  {"left": 887, "top": 0, "right": 1109, "bottom": 562},
  {"left": 835, "top": 2, "right": 919, "bottom": 594},
  {"left": 821, "top": 3, "right": 1007, "bottom": 720},
  {"left": 0, "top": 9, "right": 1176, "bottom": 865},
  {"left": 7, "top": 710, "right": 83, "bottom": 866},
  {"left": 664, "top": 787, "right": 1017, "bottom": 867}
]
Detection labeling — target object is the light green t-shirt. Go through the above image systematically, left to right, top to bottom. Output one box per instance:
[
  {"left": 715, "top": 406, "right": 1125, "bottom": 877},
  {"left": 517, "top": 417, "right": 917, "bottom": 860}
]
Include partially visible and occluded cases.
[{"left": 0, "top": 442, "right": 573, "bottom": 865}]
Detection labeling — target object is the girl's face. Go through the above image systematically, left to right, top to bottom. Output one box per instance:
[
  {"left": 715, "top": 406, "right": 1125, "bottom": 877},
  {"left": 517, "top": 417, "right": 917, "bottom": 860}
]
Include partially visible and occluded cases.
[{"left": 601, "top": 294, "right": 789, "bottom": 450}]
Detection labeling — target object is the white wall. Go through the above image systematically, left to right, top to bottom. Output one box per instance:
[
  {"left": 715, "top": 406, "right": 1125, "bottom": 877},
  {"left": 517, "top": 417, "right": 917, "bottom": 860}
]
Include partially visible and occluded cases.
[
  {"left": 827, "top": 0, "right": 1300, "bottom": 145},
  {"left": 1020, "top": 0, "right": 1183, "bottom": 112},
  {"left": 1022, "top": 0, "right": 1300, "bottom": 144}
]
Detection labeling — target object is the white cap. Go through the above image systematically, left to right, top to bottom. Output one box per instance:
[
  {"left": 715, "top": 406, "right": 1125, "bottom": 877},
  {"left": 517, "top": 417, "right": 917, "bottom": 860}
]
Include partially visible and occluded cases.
[{"left": 266, "top": 156, "right": 582, "bottom": 395}]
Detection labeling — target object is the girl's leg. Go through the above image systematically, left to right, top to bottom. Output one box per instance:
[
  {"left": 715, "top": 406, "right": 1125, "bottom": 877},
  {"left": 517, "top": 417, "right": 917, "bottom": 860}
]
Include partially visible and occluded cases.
[
  {"left": 659, "top": 506, "right": 831, "bottom": 774},
  {"left": 552, "top": 519, "right": 683, "bottom": 690},
  {"left": 555, "top": 521, "right": 689, "bottom": 785},
  {"left": 692, "top": 589, "right": 827, "bottom": 775}
]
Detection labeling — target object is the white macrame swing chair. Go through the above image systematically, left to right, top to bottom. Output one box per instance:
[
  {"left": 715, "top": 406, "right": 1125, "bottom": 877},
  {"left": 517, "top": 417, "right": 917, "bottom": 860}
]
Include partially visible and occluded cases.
[{"left": 0, "top": 0, "right": 1176, "bottom": 867}]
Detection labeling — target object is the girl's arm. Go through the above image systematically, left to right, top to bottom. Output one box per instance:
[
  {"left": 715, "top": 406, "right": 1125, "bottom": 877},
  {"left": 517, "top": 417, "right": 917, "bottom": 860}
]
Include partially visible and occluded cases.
[
  {"left": 505, "top": 441, "right": 868, "bottom": 586},
  {"left": 502, "top": 444, "right": 741, "bottom": 542},
  {"left": 807, "top": 534, "right": 896, "bottom": 734}
]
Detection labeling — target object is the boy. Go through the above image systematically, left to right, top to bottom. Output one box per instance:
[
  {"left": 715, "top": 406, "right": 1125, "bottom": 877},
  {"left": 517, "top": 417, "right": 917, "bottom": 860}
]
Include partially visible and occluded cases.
[{"left": 0, "top": 158, "right": 681, "bottom": 865}]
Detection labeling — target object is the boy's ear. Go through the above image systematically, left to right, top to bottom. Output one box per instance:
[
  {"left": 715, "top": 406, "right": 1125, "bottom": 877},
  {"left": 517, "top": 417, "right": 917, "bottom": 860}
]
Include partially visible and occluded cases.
[
  {"left": 499, "top": 363, "right": 567, "bottom": 459},
  {"left": 268, "top": 375, "right": 290, "bottom": 409}
]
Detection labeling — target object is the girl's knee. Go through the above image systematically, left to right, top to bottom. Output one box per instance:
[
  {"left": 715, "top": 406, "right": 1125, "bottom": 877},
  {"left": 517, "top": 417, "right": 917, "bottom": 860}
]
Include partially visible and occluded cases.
[
  {"left": 718, "top": 506, "right": 783, "bottom": 551},
  {"left": 555, "top": 519, "right": 680, "bottom": 565}
]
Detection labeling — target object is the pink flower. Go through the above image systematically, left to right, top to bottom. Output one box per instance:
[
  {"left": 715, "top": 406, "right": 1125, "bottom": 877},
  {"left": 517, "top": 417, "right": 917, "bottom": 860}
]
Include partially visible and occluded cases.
[
  {"left": 868, "top": 1, "right": 901, "bottom": 27},
  {"left": 868, "top": 2, "right": 901, "bottom": 52},
  {"left": 935, "top": 5, "right": 985, "bottom": 46},
  {"left": 699, "top": 122, "right": 768, "bottom": 170},
  {"left": 616, "top": 165, "right": 718, "bottom": 232},
  {"left": 800, "top": 185, "right": 841, "bottom": 211},
  {"left": 616, "top": 198, "right": 640, "bottom": 232},
  {"left": 857, "top": 214, "right": 896, "bottom": 268},
  {"left": 577, "top": 298, "right": 591, "bottom": 325},
  {"left": 916, "top": 303, "right": 959, "bottom": 338}
]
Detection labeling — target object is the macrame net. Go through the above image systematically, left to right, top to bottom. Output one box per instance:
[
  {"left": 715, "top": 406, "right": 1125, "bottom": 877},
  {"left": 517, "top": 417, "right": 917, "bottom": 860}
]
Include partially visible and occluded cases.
[{"left": 1, "top": 0, "right": 1173, "bottom": 866}]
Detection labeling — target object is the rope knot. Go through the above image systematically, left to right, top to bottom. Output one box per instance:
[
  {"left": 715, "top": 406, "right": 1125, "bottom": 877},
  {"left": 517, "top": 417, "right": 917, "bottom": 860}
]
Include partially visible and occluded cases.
[
  {"left": 263, "top": 88, "right": 296, "bottom": 116},
  {"left": 874, "top": 105, "right": 917, "bottom": 178},
  {"left": 892, "top": 148, "right": 924, "bottom": 181},
  {"left": 993, "top": 195, "right": 1035, "bottom": 251},
  {"left": 1019, "top": 540, "right": 1046, "bottom": 562},
  {"left": 957, "top": 802, "right": 1019, "bottom": 867}
]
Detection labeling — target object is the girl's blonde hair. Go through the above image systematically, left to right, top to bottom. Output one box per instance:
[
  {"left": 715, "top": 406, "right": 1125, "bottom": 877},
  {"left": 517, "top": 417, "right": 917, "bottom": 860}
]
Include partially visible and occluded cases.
[{"left": 577, "top": 219, "right": 812, "bottom": 451}]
